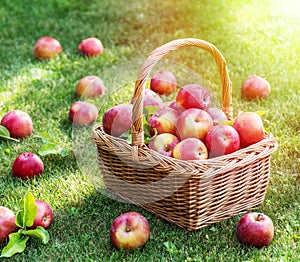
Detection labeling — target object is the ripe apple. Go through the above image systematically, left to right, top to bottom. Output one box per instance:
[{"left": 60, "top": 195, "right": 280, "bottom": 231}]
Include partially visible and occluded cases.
[
  {"left": 33, "top": 36, "right": 62, "bottom": 60},
  {"left": 78, "top": 37, "right": 104, "bottom": 57},
  {"left": 150, "top": 70, "right": 177, "bottom": 95},
  {"left": 75, "top": 75, "right": 105, "bottom": 98},
  {"left": 241, "top": 75, "right": 271, "bottom": 100},
  {"left": 175, "top": 84, "right": 212, "bottom": 111},
  {"left": 132, "top": 89, "right": 163, "bottom": 109},
  {"left": 69, "top": 101, "right": 98, "bottom": 126},
  {"left": 168, "top": 101, "right": 185, "bottom": 114},
  {"left": 102, "top": 103, "right": 133, "bottom": 137},
  {"left": 148, "top": 107, "right": 179, "bottom": 136},
  {"left": 207, "top": 107, "right": 228, "bottom": 125},
  {"left": 176, "top": 108, "right": 213, "bottom": 141},
  {"left": 1, "top": 110, "right": 33, "bottom": 138},
  {"left": 233, "top": 112, "right": 264, "bottom": 148},
  {"left": 205, "top": 124, "right": 240, "bottom": 158},
  {"left": 148, "top": 133, "right": 180, "bottom": 157},
  {"left": 173, "top": 138, "right": 208, "bottom": 160},
  {"left": 12, "top": 152, "right": 44, "bottom": 180},
  {"left": 28, "top": 200, "right": 53, "bottom": 229},
  {"left": 0, "top": 206, "right": 18, "bottom": 243},
  {"left": 110, "top": 212, "right": 150, "bottom": 250},
  {"left": 236, "top": 212, "right": 274, "bottom": 248}
]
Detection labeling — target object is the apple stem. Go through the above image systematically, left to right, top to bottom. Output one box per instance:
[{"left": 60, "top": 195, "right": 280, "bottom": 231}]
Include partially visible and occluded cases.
[{"left": 256, "top": 214, "right": 262, "bottom": 221}]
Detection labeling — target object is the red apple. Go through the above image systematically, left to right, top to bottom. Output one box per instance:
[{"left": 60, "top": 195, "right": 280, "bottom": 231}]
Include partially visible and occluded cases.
[
  {"left": 33, "top": 36, "right": 62, "bottom": 60},
  {"left": 78, "top": 37, "right": 104, "bottom": 57},
  {"left": 150, "top": 70, "right": 177, "bottom": 95},
  {"left": 76, "top": 75, "right": 105, "bottom": 98},
  {"left": 241, "top": 75, "right": 271, "bottom": 100},
  {"left": 175, "top": 84, "right": 212, "bottom": 111},
  {"left": 132, "top": 89, "right": 163, "bottom": 109},
  {"left": 69, "top": 101, "right": 98, "bottom": 126},
  {"left": 168, "top": 101, "right": 185, "bottom": 114},
  {"left": 102, "top": 103, "right": 133, "bottom": 137},
  {"left": 148, "top": 107, "right": 179, "bottom": 136},
  {"left": 207, "top": 107, "right": 228, "bottom": 125},
  {"left": 176, "top": 108, "right": 213, "bottom": 141},
  {"left": 1, "top": 110, "right": 33, "bottom": 138},
  {"left": 233, "top": 112, "right": 264, "bottom": 148},
  {"left": 205, "top": 124, "right": 240, "bottom": 158},
  {"left": 148, "top": 133, "right": 180, "bottom": 157},
  {"left": 173, "top": 138, "right": 208, "bottom": 160},
  {"left": 12, "top": 152, "right": 44, "bottom": 180},
  {"left": 28, "top": 200, "right": 53, "bottom": 229},
  {"left": 0, "top": 206, "right": 18, "bottom": 243},
  {"left": 110, "top": 212, "right": 150, "bottom": 250},
  {"left": 236, "top": 212, "right": 274, "bottom": 248}
]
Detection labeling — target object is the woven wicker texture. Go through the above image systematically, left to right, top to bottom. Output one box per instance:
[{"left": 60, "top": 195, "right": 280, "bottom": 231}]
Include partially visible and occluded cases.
[{"left": 92, "top": 38, "right": 278, "bottom": 231}]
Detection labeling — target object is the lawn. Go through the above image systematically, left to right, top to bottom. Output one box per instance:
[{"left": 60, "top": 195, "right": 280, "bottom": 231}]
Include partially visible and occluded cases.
[{"left": 0, "top": 0, "right": 299, "bottom": 261}]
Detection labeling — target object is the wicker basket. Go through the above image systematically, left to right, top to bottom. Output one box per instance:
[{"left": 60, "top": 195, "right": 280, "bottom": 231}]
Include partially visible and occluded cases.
[{"left": 92, "top": 38, "right": 278, "bottom": 231}]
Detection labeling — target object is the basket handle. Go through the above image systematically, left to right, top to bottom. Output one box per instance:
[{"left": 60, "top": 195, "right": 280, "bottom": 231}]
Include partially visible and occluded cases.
[{"left": 131, "top": 38, "right": 233, "bottom": 147}]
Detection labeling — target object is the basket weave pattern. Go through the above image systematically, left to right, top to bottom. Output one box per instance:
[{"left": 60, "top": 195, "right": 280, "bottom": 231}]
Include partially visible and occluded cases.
[{"left": 92, "top": 38, "right": 278, "bottom": 231}]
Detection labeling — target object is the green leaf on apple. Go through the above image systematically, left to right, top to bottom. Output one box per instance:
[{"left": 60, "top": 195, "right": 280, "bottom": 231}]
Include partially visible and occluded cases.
[
  {"left": 0, "top": 125, "right": 20, "bottom": 142},
  {"left": 34, "top": 132, "right": 69, "bottom": 157},
  {"left": 16, "top": 191, "right": 37, "bottom": 228},
  {"left": 23, "top": 226, "right": 50, "bottom": 244},
  {"left": 0, "top": 230, "right": 29, "bottom": 258}
]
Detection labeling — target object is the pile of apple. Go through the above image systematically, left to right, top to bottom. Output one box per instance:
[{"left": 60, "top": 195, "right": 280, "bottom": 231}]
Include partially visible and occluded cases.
[{"left": 102, "top": 70, "right": 270, "bottom": 160}]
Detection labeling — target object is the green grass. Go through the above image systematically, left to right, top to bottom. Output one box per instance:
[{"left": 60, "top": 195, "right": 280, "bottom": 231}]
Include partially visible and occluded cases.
[{"left": 1, "top": 0, "right": 300, "bottom": 261}]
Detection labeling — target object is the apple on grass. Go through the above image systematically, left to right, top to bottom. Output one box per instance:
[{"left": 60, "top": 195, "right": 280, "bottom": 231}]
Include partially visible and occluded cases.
[
  {"left": 33, "top": 36, "right": 62, "bottom": 60},
  {"left": 78, "top": 37, "right": 104, "bottom": 57},
  {"left": 150, "top": 70, "right": 177, "bottom": 95},
  {"left": 76, "top": 75, "right": 105, "bottom": 98},
  {"left": 241, "top": 75, "right": 271, "bottom": 100},
  {"left": 176, "top": 84, "right": 212, "bottom": 111},
  {"left": 69, "top": 101, "right": 98, "bottom": 126},
  {"left": 102, "top": 103, "right": 133, "bottom": 137},
  {"left": 148, "top": 107, "right": 179, "bottom": 136},
  {"left": 176, "top": 108, "right": 213, "bottom": 141},
  {"left": 1, "top": 110, "right": 33, "bottom": 139},
  {"left": 233, "top": 112, "right": 264, "bottom": 148},
  {"left": 205, "top": 124, "right": 240, "bottom": 158},
  {"left": 148, "top": 133, "right": 180, "bottom": 157},
  {"left": 173, "top": 138, "right": 208, "bottom": 160},
  {"left": 12, "top": 152, "right": 44, "bottom": 180},
  {"left": 28, "top": 200, "right": 53, "bottom": 229},
  {"left": 0, "top": 206, "right": 18, "bottom": 243},
  {"left": 110, "top": 212, "right": 150, "bottom": 250},
  {"left": 236, "top": 212, "right": 274, "bottom": 248}
]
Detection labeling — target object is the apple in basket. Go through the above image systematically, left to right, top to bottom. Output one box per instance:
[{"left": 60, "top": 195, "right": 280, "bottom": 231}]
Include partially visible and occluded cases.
[
  {"left": 33, "top": 36, "right": 62, "bottom": 60},
  {"left": 78, "top": 37, "right": 104, "bottom": 57},
  {"left": 150, "top": 70, "right": 177, "bottom": 95},
  {"left": 75, "top": 75, "right": 105, "bottom": 98},
  {"left": 241, "top": 75, "right": 271, "bottom": 100},
  {"left": 176, "top": 84, "right": 212, "bottom": 111},
  {"left": 132, "top": 89, "right": 164, "bottom": 109},
  {"left": 69, "top": 101, "right": 98, "bottom": 126},
  {"left": 168, "top": 101, "right": 185, "bottom": 114},
  {"left": 102, "top": 103, "right": 133, "bottom": 137},
  {"left": 148, "top": 107, "right": 179, "bottom": 136},
  {"left": 207, "top": 107, "right": 228, "bottom": 125},
  {"left": 176, "top": 108, "right": 213, "bottom": 141},
  {"left": 1, "top": 109, "right": 33, "bottom": 139},
  {"left": 233, "top": 111, "right": 264, "bottom": 148},
  {"left": 205, "top": 124, "right": 240, "bottom": 158},
  {"left": 149, "top": 133, "right": 180, "bottom": 157},
  {"left": 173, "top": 138, "right": 208, "bottom": 160},
  {"left": 12, "top": 152, "right": 44, "bottom": 180},
  {"left": 28, "top": 200, "right": 53, "bottom": 229},
  {"left": 0, "top": 206, "right": 18, "bottom": 243},
  {"left": 110, "top": 212, "right": 150, "bottom": 250},
  {"left": 236, "top": 212, "right": 274, "bottom": 248}
]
